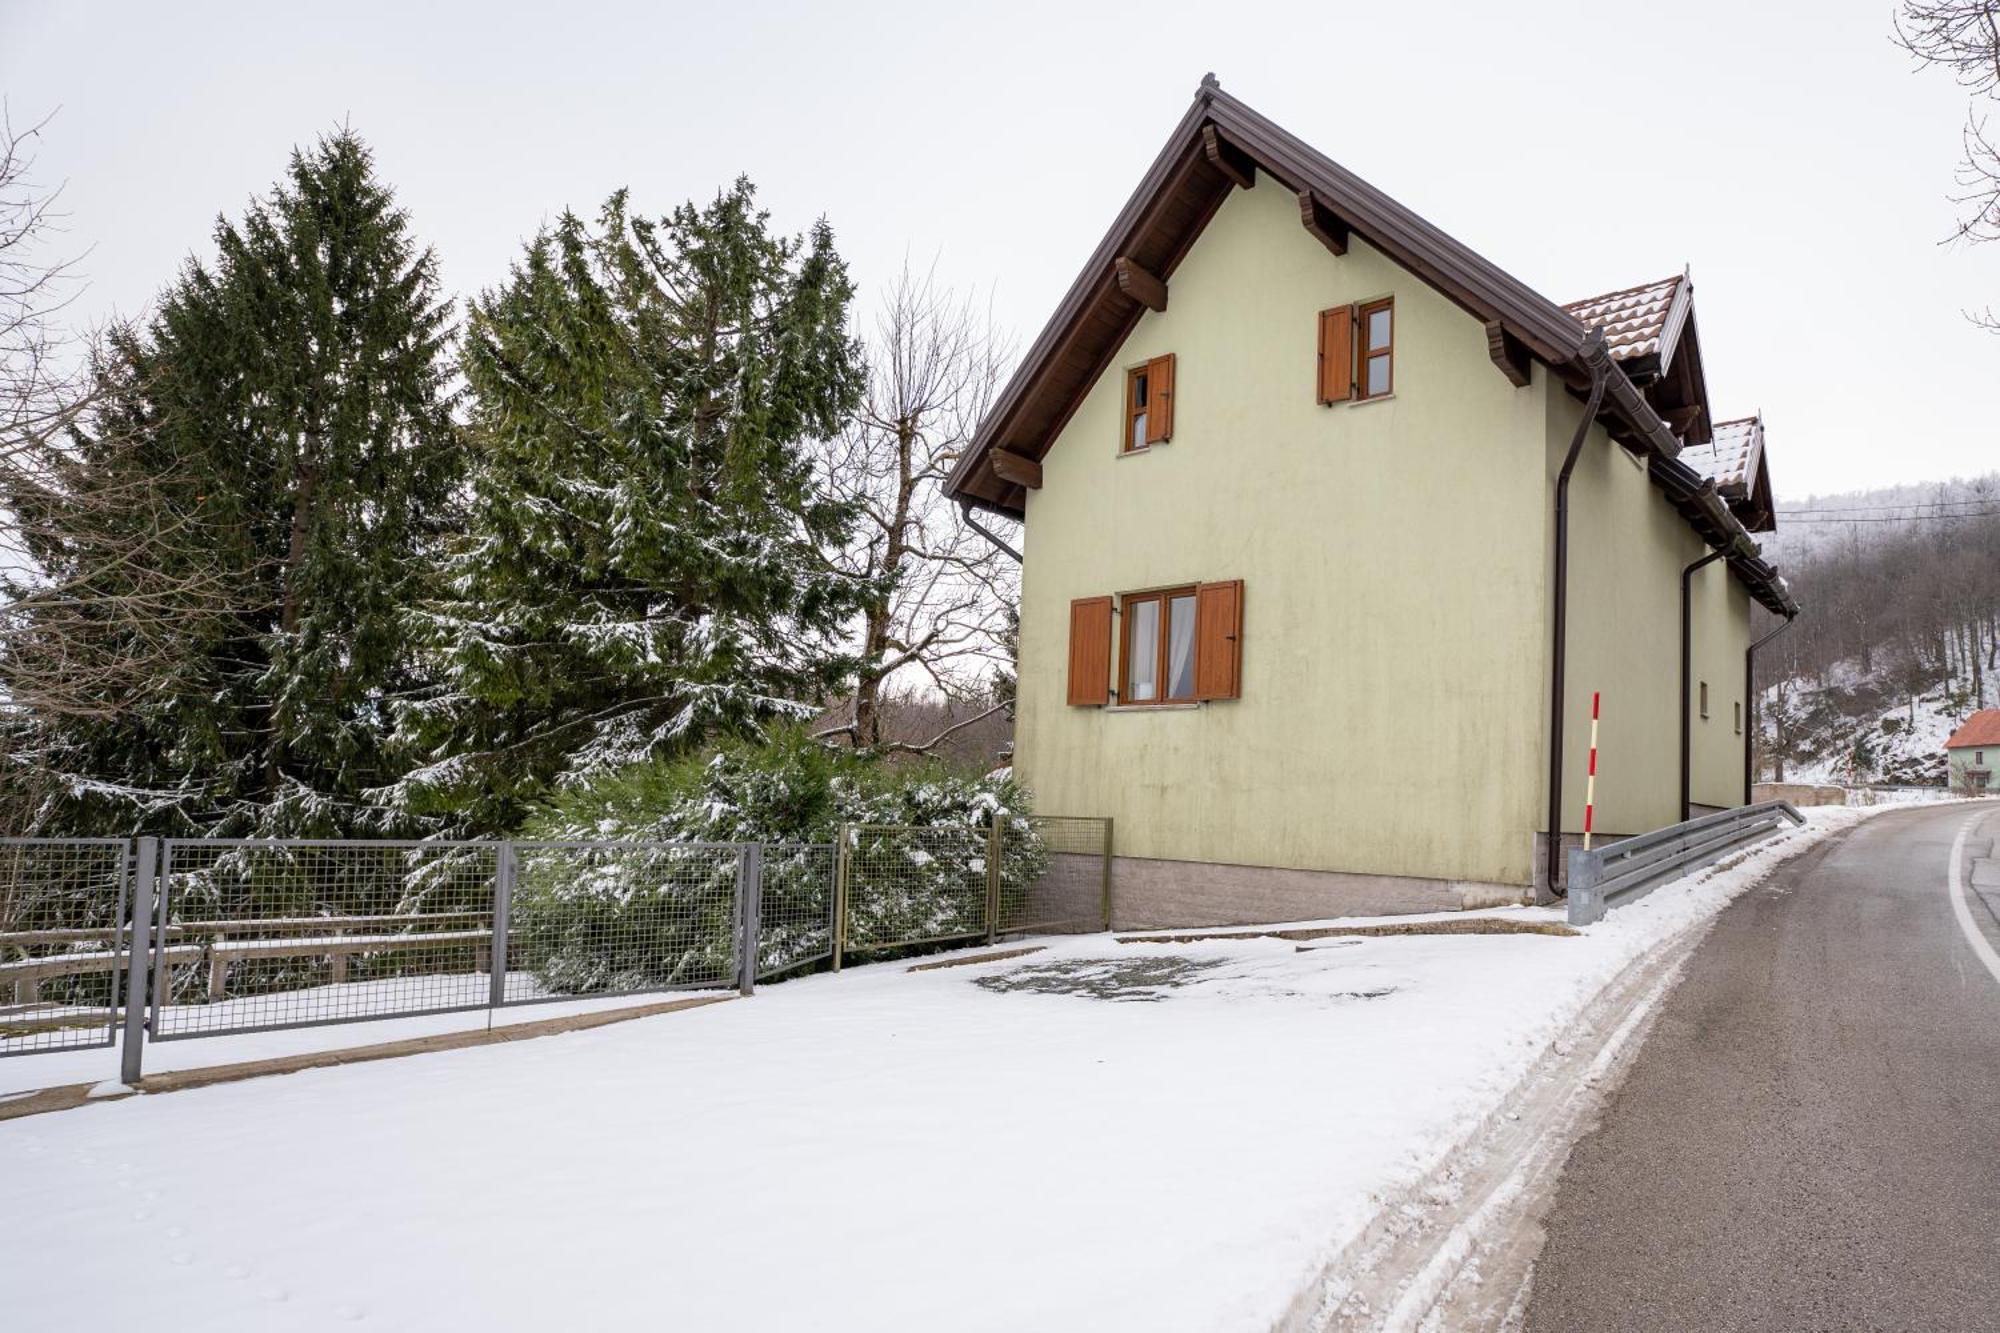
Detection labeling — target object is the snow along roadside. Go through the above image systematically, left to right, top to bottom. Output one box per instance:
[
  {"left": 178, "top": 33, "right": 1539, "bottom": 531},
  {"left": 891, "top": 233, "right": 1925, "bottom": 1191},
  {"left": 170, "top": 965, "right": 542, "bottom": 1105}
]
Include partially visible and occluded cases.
[{"left": 1274, "top": 803, "right": 1898, "bottom": 1333}]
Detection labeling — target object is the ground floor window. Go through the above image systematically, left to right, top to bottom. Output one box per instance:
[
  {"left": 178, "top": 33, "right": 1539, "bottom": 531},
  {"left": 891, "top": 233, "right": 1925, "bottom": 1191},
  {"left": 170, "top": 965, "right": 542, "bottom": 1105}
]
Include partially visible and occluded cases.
[{"left": 1121, "top": 586, "right": 1198, "bottom": 703}]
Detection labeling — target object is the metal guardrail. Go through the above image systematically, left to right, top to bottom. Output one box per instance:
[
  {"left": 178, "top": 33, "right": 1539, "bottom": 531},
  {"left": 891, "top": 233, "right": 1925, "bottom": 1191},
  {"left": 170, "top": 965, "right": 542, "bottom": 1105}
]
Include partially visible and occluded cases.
[{"left": 1567, "top": 800, "right": 1806, "bottom": 926}]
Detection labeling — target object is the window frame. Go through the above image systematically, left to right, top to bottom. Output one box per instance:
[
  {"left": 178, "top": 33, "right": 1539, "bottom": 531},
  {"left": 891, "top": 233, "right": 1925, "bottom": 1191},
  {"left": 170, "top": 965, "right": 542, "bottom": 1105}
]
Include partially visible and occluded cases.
[
  {"left": 1355, "top": 297, "right": 1394, "bottom": 401},
  {"left": 1122, "top": 364, "right": 1150, "bottom": 454},
  {"left": 1118, "top": 585, "right": 1200, "bottom": 706}
]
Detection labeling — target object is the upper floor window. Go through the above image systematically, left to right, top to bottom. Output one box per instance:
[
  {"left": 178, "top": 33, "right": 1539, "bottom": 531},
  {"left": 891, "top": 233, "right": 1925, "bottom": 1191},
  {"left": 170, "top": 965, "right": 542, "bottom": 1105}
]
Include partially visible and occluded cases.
[
  {"left": 1357, "top": 298, "right": 1393, "bottom": 399},
  {"left": 1317, "top": 299, "right": 1393, "bottom": 404},
  {"left": 1122, "top": 354, "right": 1176, "bottom": 452}
]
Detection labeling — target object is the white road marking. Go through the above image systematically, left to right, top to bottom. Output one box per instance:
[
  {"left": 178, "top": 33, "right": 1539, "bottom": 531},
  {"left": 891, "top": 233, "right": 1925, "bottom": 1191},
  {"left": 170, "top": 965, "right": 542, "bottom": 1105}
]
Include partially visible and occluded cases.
[{"left": 1947, "top": 814, "right": 2000, "bottom": 993}]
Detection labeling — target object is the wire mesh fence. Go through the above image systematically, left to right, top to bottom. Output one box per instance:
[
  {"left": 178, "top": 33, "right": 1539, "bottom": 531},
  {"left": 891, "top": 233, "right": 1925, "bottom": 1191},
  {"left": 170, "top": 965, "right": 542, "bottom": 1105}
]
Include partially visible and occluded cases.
[
  {"left": 0, "top": 816, "right": 1112, "bottom": 1066},
  {"left": 1002, "top": 816, "right": 1112, "bottom": 935},
  {"left": 837, "top": 824, "right": 993, "bottom": 958},
  {"left": 0, "top": 839, "right": 132, "bottom": 1056},
  {"left": 152, "top": 840, "right": 500, "bottom": 1040},
  {"left": 758, "top": 841, "right": 837, "bottom": 980},
  {"left": 503, "top": 842, "right": 743, "bottom": 1002}
]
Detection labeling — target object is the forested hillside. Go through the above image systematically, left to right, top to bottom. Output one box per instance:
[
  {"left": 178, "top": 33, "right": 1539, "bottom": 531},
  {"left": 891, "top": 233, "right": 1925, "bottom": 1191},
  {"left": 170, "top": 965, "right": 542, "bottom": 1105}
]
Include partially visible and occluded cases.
[{"left": 1753, "top": 475, "right": 2000, "bottom": 785}]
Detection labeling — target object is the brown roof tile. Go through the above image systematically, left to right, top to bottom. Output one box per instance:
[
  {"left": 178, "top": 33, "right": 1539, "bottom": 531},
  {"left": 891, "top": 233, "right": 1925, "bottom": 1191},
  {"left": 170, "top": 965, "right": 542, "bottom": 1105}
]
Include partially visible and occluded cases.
[
  {"left": 1561, "top": 273, "right": 1687, "bottom": 363},
  {"left": 1680, "top": 415, "right": 1761, "bottom": 492}
]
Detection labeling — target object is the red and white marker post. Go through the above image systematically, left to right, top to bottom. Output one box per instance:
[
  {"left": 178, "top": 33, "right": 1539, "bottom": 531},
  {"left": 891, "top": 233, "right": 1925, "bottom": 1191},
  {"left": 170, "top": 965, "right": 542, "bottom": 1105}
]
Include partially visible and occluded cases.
[{"left": 1583, "top": 691, "right": 1601, "bottom": 851}]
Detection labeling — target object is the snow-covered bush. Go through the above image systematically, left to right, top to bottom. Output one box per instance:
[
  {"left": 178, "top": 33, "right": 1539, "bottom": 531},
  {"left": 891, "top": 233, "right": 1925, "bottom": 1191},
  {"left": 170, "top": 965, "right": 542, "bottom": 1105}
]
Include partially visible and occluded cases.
[{"left": 515, "top": 727, "right": 1043, "bottom": 984}]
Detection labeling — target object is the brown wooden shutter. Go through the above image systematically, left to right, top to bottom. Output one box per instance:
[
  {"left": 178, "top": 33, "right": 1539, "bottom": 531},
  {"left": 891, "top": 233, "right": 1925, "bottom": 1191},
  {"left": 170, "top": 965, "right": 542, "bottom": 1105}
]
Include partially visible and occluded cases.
[
  {"left": 1317, "top": 306, "right": 1353, "bottom": 405},
  {"left": 1145, "top": 353, "right": 1175, "bottom": 443},
  {"left": 1193, "top": 580, "right": 1243, "bottom": 701},
  {"left": 1066, "top": 596, "right": 1114, "bottom": 706}
]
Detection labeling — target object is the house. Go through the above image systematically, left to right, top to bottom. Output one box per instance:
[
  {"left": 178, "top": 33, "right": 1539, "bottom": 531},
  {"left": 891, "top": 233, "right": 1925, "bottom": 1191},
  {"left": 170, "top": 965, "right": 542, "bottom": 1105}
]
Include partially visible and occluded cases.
[
  {"left": 946, "top": 78, "right": 1797, "bottom": 928},
  {"left": 1946, "top": 710, "right": 2000, "bottom": 793}
]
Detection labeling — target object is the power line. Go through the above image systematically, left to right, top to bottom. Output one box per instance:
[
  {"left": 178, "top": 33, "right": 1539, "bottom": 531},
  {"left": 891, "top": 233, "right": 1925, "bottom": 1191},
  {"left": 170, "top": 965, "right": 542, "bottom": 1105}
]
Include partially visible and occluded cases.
[
  {"left": 1776, "top": 498, "right": 2000, "bottom": 516},
  {"left": 1779, "top": 509, "right": 2000, "bottom": 525}
]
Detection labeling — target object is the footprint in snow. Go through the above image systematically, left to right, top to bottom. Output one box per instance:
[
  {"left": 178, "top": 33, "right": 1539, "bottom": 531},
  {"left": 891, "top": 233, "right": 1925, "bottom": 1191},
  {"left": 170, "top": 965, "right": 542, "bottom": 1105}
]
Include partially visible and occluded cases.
[
  {"left": 168, "top": 1251, "right": 195, "bottom": 1267},
  {"left": 333, "top": 1303, "right": 366, "bottom": 1321}
]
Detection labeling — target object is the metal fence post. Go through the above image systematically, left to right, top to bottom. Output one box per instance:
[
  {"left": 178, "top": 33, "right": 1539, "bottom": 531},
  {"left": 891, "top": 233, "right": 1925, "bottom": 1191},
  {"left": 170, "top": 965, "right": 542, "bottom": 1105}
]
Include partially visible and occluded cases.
[
  {"left": 1100, "top": 817, "right": 1115, "bottom": 932},
  {"left": 984, "top": 818, "right": 1003, "bottom": 945},
  {"left": 832, "top": 824, "right": 851, "bottom": 972},
  {"left": 119, "top": 838, "right": 157, "bottom": 1085},
  {"left": 489, "top": 842, "right": 515, "bottom": 1010},
  {"left": 736, "top": 842, "right": 763, "bottom": 996}
]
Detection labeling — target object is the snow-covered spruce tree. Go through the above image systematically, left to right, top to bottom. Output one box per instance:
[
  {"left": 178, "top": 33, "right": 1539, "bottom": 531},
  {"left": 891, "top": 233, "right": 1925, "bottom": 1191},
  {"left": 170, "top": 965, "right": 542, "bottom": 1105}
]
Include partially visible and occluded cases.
[
  {"left": 13, "top": 130, "right": 462, "bottom": 837},
  {"left": 389, "top": 181, "right": 868, "bottom": 832}
]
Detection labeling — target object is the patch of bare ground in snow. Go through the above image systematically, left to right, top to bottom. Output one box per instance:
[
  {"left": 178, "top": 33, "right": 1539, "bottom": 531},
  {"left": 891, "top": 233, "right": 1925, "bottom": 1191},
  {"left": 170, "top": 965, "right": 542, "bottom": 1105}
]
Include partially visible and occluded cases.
[{"left": 1280, "top": 833, "right": 1850, "bottom": 1333}]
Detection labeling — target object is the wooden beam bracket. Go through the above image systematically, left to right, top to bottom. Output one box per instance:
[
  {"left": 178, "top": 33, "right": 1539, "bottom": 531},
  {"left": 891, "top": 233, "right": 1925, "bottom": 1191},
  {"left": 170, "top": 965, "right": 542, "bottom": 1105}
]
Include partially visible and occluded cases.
[
  {"left": 1201, "top": 124, "right": 1255, "bottom": 190},
  {"left": 1297, "top": 190, "right": 1349, "bottom": 256},
  {"left": 1113, "top": 257, "right": 1168, "bottom": 313},
  {"left": 1484, "top": 320, "right": 1533, "bottom": 387},
  {"left": 989, "top": 449, "right": 1043, "bottom": 490}
]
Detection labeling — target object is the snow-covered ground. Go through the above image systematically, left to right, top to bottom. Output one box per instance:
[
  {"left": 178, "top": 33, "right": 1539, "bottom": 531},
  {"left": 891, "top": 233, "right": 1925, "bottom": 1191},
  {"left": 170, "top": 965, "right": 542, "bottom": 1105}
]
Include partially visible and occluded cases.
[
  {"left": 1763, "top": 655, "right": 1977, "bottom": 787},
  {"left": 1, "top": 809, "right": 1873, "bottom": 1332}
]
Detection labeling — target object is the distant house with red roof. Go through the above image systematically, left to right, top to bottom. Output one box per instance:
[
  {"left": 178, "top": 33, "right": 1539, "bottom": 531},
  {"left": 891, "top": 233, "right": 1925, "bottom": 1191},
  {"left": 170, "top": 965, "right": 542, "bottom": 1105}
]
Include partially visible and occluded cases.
[{"left": 1946, "top": 710, "right": 2000, "bottom": 793}]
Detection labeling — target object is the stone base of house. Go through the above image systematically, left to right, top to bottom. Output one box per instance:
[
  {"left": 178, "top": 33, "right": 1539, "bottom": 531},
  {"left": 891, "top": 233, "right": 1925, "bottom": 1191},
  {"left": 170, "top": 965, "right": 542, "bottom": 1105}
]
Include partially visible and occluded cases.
[{"left": 1098, "top": 854, "right": 1531, "bottom": 932}]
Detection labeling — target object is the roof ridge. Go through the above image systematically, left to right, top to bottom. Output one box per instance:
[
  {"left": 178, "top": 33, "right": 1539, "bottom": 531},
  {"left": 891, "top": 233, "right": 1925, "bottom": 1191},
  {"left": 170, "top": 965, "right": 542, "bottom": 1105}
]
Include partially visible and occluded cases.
[{"left": 1562, "top": 273, "right": 1684, "bottom": 309}]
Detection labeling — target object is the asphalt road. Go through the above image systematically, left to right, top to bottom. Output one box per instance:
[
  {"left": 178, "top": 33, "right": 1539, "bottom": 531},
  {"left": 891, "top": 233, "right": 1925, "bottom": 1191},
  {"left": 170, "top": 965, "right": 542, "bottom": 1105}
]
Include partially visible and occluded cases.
[{"left": 1523, "top": 802, "right": 2000, "bottom": 1333}]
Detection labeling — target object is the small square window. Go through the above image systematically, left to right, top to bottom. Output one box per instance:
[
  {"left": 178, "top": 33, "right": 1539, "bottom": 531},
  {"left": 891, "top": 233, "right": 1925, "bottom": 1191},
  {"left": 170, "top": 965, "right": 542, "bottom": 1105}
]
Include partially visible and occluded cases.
[
  {"left": 1356, "top": 298, "right": 1393, "bottom": 400},
  {"left": 1124, "top": 367, "right": 1150, "bottom": 453}
]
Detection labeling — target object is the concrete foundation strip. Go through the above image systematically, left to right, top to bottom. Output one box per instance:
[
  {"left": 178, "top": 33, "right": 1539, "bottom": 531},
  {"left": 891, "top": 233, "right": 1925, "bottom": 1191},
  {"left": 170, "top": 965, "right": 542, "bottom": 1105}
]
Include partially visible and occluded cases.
[{"left": 0, "top": 992, "right": 731, "bottom": 1122}]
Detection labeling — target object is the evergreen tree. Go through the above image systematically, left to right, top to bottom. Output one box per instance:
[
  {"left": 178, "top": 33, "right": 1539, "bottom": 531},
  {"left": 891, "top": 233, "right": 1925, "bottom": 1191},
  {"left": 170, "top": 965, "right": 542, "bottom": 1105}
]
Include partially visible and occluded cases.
[
  {"left": 12, "top": 130, "right": 461, "bottom": 836},
  {"left": 391, "top": 180, "right": 867, "bottom": 831}
]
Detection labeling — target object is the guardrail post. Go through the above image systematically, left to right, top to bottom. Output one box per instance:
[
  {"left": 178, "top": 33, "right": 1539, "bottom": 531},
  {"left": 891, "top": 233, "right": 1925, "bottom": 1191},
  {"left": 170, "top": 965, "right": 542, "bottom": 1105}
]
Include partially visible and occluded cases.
[
  {"left": 120, "top": 838, "right": 157, "bottom": 1086},
  {"left": 489, "top": 842, "right": 515, "bottom": 1011},
  {"left": 736, "top": 842, "right": 762, "bottom": 997},
  {"left": 1566, "top": 845, "right": 1604, "bottom": 927}
]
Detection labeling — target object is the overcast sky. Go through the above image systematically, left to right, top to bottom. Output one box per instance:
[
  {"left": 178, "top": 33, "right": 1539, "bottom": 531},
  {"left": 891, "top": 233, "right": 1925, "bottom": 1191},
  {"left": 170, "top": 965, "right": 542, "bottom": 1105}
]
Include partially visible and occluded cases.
[{"left": 4, "top": 0, "right": 1995, "bottom": 500}]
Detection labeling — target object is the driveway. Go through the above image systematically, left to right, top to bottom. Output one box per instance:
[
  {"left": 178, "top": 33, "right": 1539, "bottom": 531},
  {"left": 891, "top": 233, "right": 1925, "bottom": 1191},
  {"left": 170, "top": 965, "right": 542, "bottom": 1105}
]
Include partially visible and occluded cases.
[{"left": 1524, "top": 802, "right": 2000, "bottom": 1331}]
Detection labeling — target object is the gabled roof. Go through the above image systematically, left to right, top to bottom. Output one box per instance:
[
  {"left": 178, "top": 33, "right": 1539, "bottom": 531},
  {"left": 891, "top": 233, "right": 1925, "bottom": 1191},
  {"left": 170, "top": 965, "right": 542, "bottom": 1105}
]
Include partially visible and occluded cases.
[
  {"left": 945, "top": 77, "right": 1796, "bottom": 616},
  {"left": 1563, "top": 273, "right": 1692, "bottom": 368},
  {"left": 1680, "top": 415, "right": 1775, "bottom": 533},
  {"left": 1682, "top": 417, "right": 1761, "bottom": 491},
  {"left": 1945, "top": 710, "right": 2000, "bottom": 750}
]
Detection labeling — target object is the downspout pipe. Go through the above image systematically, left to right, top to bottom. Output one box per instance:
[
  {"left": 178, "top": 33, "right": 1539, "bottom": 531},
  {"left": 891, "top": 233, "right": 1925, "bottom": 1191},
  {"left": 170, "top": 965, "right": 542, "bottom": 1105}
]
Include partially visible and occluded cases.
[
  {"left": 1546, "top": 332, "right": 1610, "bottom": 898},
  {"left": 1680, "top": 539, "right": 1728, "bottom": 821},
  {"left": 1744, "top": 611, "right": 1798, "bottom": 804}
]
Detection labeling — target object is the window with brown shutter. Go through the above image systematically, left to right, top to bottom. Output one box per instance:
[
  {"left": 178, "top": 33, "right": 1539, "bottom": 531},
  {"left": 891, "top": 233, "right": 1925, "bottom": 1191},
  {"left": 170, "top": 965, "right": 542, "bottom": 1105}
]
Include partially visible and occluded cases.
[
  {"left": 1356, "top": 298, "right": 1393, "bottom": 400},
  {"left": 1317, "top": 306, "right": 1352, "bottom": 405},
  {"left": 1146, "top": 353, "right": 1174, "bottom": 443},
  {"left": 1122, "top": 354, "right": 1177, "bottom": 451},
  {"left": 1193, "top": 580, "right": 1243, "bottom": 701},
  {"left": 1118, "top": 586, "right": 1199, "bottom": 704},
  {"left": 1066, "top": 597, "right": 1113, "bottom": 706}
]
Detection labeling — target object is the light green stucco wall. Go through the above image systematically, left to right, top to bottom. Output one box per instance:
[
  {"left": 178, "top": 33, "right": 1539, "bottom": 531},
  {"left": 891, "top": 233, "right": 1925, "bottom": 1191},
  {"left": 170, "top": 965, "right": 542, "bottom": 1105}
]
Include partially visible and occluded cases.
[
  {"left": 1014, "top": 175, "right": 1753, "bottom": 889},
  {"left": 1016, "top": 179, "right": 1551, "bottom": 887},
  {"left": 1546, "top": 397, "right": 1751, "bottom": 834}
]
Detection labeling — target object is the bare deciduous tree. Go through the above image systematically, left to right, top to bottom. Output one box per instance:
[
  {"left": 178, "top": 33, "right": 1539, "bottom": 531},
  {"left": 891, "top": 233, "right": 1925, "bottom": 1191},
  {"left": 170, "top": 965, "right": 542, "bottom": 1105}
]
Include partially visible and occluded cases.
[
  {"left": 1897, "top": 2, "right": 2000, "bottom": 327},
  {"left": 0, "top": 108, "right": 233, "bottom": 719},
  {"left": 816, "top": 262, "right": 1018, "bottom": 753}
]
